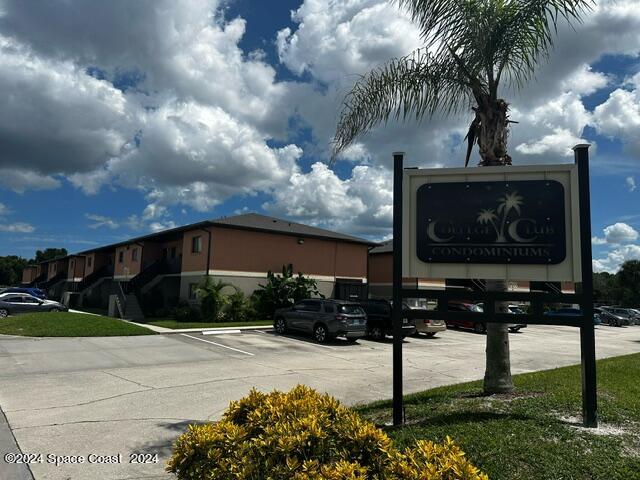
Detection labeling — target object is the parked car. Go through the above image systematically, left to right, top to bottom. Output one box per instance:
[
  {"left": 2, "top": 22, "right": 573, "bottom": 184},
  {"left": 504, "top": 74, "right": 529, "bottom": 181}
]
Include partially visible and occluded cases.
[
  {"left": 0, "top": 287, "right": 47, "bottom": 299},
  {"left": 0, "top": 293, "right": 68, "bottom": 317},
  {"left": 274, "top": 299, "right": 367, "bottom": 343},
  {"left": 357, "top": 299, "right": 416, "bottom": 340},
  {"left": 445, "top": 301, "right": 486, "bottom": 333},
  {"left": 474, "top": 303, "right": 527, "bottom": 332},
  {"left": 544, "top": 307, "right": 601, "bottom": 325},
  {"left": 599, "top": 307, "right": 632, "bottom": 327},
  {"left": 411, "top": 308, "right": 447, "bottom": 338},
  {"left": 628, "top": 308, "right": 640, "bottom": 325}
]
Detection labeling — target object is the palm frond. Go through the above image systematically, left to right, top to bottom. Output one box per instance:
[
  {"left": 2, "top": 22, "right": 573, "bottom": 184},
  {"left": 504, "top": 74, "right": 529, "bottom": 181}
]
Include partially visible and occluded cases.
[
  {"left": 494, "top": 0, "right": 594, "bottom": 88},
  {"left": 332, "top": 49, "right": 470, "bottom": 160}
]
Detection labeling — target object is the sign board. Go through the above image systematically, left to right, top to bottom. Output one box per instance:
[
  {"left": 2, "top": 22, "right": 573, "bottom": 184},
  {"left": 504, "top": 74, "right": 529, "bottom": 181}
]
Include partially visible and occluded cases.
[{"left": 403, "top": 164, "right": 581, "bottom": 282}]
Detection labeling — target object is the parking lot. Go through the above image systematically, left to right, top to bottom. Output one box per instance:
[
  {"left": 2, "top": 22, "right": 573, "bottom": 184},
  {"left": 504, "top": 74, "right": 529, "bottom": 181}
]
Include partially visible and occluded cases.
[{"left": 0, "top": 324, "right": 638, "bottom": 480}]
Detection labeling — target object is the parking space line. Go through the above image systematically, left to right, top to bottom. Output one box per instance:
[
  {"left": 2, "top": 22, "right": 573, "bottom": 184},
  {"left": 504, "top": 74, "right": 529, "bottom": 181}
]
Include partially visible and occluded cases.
[
  {"left": 254, "top": 330, "right": 337, "bottom": 350},
  {"left": 180, "top": 334, "right": 254, "bottom": 356}
]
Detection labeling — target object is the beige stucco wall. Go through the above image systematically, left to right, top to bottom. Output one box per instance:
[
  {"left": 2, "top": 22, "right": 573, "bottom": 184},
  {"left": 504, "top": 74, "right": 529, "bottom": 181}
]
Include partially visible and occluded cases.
[{"left": 114, "top": 244, "right": 142, "bottom": 279}]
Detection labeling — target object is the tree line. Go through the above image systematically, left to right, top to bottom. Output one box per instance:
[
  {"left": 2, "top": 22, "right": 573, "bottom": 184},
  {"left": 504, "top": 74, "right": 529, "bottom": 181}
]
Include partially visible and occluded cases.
[
  {"left": 0, "top": 248, "right": 67, "bottom": 286},
  {"left": 594, "top": 260, "right": 640, "bottom": 307}
]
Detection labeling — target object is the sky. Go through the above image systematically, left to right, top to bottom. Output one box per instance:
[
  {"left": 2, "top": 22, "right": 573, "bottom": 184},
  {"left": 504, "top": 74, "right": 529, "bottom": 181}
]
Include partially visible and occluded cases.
[{"left": 0, "top": 0, "right": 638, "bottom": 274}]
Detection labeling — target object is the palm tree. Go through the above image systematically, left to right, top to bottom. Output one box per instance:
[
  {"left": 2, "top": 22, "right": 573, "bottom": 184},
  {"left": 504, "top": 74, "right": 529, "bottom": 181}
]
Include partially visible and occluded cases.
[
  {"left": 332, "top": 0, "right": 592, "bottom": 394},
  {"left": 196, "top": 277, "right": 232, "bottom": 322}
]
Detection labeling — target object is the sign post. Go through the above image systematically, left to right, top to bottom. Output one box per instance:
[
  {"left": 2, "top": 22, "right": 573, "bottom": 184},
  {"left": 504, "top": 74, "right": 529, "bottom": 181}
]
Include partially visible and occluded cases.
[
  {"left": 575, "top": 144, "right": 597, "bottom": 427},
  {"left": 392, "top": 145, "right": 598, "bottom": 428}
]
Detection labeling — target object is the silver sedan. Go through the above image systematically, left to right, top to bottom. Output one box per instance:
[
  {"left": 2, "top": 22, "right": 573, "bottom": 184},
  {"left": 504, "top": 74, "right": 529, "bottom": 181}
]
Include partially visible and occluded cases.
[{"left": 0, "top": 293, "right": 68, "bottom": 317}]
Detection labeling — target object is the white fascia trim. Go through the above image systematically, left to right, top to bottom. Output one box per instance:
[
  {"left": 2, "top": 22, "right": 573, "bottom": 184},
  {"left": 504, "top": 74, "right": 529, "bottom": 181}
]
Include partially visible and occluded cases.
[{"left": 66, "top": 277, "right": 83, "bottom": 282}]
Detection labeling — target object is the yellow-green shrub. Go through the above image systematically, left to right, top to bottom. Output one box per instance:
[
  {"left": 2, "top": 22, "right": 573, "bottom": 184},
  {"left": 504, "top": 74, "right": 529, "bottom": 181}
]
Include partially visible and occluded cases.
[{"left": 167, "top": 385, "right": 488, "bottom": 480}]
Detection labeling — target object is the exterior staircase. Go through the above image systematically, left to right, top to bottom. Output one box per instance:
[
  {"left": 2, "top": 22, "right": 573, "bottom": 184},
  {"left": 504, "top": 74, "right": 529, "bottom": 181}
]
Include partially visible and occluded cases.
[{"left": 123, "top": 294, "right": 145, "bottom": 321}]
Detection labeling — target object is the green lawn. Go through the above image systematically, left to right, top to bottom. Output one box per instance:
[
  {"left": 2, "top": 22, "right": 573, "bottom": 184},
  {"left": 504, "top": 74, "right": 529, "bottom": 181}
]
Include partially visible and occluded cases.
[
  {"left": 0, "top": 312, "right": 156, "bottom": 337},
  {"left": 145, "top": 319, "right": 273, "bottom": 329},
  {"left": 358, "top": 353, "right": 640, "bottom": 480}
]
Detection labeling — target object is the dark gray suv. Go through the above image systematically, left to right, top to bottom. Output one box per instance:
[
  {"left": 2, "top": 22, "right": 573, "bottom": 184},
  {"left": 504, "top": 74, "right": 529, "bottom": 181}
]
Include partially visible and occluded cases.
[{"left": 274, "top": 299, "right": 367, "bottom": 343}]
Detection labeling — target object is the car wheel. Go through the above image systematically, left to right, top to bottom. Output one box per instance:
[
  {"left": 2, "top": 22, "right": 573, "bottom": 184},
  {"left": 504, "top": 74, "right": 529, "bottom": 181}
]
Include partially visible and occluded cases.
[
  {"left": 49, "top": 307, "right": 60, "bottom": 312},
  {"left": 0, "top": 308, "right": 8, "bottom": 318},
  {"left": 274, "top": 317, "right": 287, "bottom": 334},
  {"left": 474, "top": 323, "right": 486, "bottom": 334},
  {"left": 314, "top": 324, "right": 328, "bottom": 343},
  {"left": 368, "top": 326, "right": 384, "bottom": 340},
  {"left": 426, "top": 332, "right": 436, "bottom": 338},
  {"left": 346, "top": 337, "right": 358, "bottom": 344}
]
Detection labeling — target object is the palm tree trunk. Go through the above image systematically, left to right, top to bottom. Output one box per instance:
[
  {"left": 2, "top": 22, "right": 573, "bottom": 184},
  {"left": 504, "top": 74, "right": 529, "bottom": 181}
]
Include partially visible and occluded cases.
[
  {"left": 479, "top": 98, "right": 514, "bottom": 394},
  {"left": 477, "top": 99, "right": 512, "bottom": 166},
  {"left": 483, "top": 279, "right": 514, "bottom": 393}
]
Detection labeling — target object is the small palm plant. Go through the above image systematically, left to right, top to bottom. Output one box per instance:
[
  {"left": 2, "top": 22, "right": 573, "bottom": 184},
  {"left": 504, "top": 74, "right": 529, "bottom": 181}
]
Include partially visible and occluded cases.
[{"left": 196, "top": 277, "right": 231, "bottom": 322}]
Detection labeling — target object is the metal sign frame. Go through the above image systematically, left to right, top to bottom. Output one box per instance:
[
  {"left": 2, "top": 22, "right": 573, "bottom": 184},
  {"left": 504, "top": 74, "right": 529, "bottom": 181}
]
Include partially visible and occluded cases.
[{"left": 391, "top": 145, "right": 596, "bottom": 428}]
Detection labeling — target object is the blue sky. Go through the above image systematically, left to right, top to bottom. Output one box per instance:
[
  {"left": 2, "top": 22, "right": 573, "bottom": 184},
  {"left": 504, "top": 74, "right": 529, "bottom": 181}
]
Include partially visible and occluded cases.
[{"left": 0, "top": 0, "right": 638, "bottom": 273}]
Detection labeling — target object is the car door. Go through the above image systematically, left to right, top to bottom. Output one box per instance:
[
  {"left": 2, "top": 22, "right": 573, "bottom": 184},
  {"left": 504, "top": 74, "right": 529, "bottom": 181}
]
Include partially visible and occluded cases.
[
  {"left": 2, "top": 295, "right": 25, "bottom": 314},
  {"left": 21, "top": 295, "right": 44, "bottom": 313},
  {"left": 298, "top": 300, "right": 322, "bottom": 333}
]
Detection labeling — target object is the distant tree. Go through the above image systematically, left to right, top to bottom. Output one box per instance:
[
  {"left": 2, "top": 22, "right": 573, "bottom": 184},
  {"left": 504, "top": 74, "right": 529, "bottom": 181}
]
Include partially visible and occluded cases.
[
  {"left": 35, "top": 248, "right": 67, "bottom": 263},
  {"left": 0, "top": 255, "right": 30, "bottom": 286},
  {"left": 617, "top": 260, "right": 640, "bottom": 306},
  {"left": 593, "top": 271, "right": 618, "bottom": 305}
]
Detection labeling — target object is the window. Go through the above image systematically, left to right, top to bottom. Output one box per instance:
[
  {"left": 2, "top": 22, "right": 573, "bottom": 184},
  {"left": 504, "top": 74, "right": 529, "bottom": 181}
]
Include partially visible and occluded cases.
[
  {"left": 191, "top": 236, "right": 202, "bottom": 253},
  {"left": 170, "top": 247, "right": 177, "bottom": 259},
  {"left": 132, "top": 248, "right": 139, "bottom": 262},
  {"left": 118, "top": 251, "right": 124, "bottom": 263},
  {"left": 87, "top": 257, "right": 92, "bottom": 268},
  {"left": 70, "top": 260, "right": 74, "bottom": 269},
  {"left": 53, "top": 264, "right": 57, "bottom": 272},
  {"left": 188, "top": 283, "right": 198, "bottom": 300},
  {"left": 5, "top": 296, "right": 22, "bottom": 303},
  {"left": 22, "top": 296, "right": 39, "bottom": 304},
  {"left": 297, "top": 300, "right": 321, "bottom": 312},
  {"left": 323, "top": 303, "right": 336, "bottom": 314},
  {"left": 338, "top": 305, "right": 365, "bottom": 315}
]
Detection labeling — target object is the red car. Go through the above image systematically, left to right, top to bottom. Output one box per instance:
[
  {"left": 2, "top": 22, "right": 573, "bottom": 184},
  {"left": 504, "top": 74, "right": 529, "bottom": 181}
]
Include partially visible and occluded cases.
[{"left": 445, "top": 301, "right": 486, "bottom": 333}]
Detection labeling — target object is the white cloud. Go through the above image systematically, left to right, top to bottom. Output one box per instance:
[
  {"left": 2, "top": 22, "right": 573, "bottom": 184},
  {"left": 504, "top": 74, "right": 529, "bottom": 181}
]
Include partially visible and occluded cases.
[
  {"left": 264, "top": 162, "right": 393, "bottom": 238},
  {"left": 0, "top": 169, "right": 61, "bottom": 193},
  {"left": 627, "top": 176, "right": 637, "bottom": 192},
  {"left": 0, "top": 203, "right": 10, "bottom": 216},
  {"left": 86, "top": 214, "right": 120, "bottom": 230},
  {"left": 0, "top": 222, "right": 35, "bottom": 233},
  {"left": 602, "top": 222, "right": 639, "bottom": 244},
  {"left": 592, "top": 236, "right": 607, "bottom": 245},
  {"left": 593, "top": 244, "right": 640, "bottom": 273}
]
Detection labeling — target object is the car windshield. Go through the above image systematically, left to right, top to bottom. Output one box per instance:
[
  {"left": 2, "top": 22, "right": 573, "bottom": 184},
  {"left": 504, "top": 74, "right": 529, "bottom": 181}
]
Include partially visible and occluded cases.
[{"left": 338, "top": 305, "right": 365, "bottom": 315}]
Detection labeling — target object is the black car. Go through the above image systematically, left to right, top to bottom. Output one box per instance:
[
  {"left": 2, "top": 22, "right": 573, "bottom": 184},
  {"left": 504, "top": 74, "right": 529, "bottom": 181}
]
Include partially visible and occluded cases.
[{"left": 357, "top": 299, "right": 416, "bottom": 340}]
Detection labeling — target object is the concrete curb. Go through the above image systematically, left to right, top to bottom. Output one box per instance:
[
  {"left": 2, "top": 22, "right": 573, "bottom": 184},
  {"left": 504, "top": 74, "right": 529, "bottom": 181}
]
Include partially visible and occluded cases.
[
  {"left": 128, "top": 322, "right": 273, "bottom": 334},
  {"left": 0, "top": 405, "right": 34, "bottom": 480}
]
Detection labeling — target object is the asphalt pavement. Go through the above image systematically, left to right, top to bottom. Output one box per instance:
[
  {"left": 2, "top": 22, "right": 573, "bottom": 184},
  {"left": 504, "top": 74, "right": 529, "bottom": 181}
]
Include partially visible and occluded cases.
[{"left": 0, "top": 324, "right": 638, "bottom": 479}]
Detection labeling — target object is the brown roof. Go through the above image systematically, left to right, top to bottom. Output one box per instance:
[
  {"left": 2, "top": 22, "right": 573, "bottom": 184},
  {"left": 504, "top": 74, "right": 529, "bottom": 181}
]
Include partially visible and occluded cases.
[
  {"left": 79, "top": 213, "right": 377, "bottom": 254},
  {"left": 214, "top": 213, "right": 377, "bottom": 245},
  {"left": 369, "top": 240, "right": 393, "bottom": 254}
]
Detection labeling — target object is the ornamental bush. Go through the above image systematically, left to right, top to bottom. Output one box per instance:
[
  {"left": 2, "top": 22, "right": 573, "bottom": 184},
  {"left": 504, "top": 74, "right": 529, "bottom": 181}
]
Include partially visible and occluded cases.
[{"left": 167, "top": 385, "right": 487, "bottom": 480}]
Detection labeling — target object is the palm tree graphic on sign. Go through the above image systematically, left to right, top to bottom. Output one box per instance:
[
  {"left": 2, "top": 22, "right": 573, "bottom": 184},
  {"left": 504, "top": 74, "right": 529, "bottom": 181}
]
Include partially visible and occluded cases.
[{"left": 477, "top": 191, "right": 524, "bottom": 243}]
